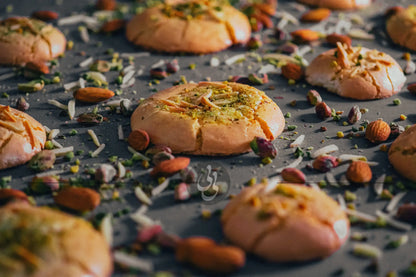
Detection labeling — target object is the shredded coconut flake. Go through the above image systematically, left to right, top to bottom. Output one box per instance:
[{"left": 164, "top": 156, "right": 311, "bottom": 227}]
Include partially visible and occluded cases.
[
  {"left": 79, "top": 57, "right": 94, "bottom": 68},
  {"left": 48, "top": 99, "right": 67, "bottom": 110},
  {"left": 87, "top": 129, "right": 101, "bottom": 147},
  {"left": 289, "top": 134, "right": 305, "bottom": 148},
  {"left": 91, "top": 144, "right": 105, "bottom": 157},
  {"left": 311, "top": 144, "right": 339, "bottom": 158},
  {"left": 51, "top": 146, "right": 74, "bottom": 156},
  {"left": 276, "top": 156, "right": 303, "bottom": 173},
  {"left": 135, "top": 186, "right": 153, "bottom": 205},
  {"left": 385, "top": 192, "right": 407, "bottom": 214},
  {"left": 113, "top": 251, "right": 153, "bottom": 274}
]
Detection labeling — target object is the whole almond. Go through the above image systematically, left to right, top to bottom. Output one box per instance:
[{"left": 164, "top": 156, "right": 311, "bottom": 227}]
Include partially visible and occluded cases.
[
  {"left": 96, "top": 0, "right": 116, "bottom": 10},
  {"left": 385, "top": 6, "right": 404, "bottom": 18},
  {"left": 301, "top": 8, "right": 331, "bottom": 22},
  {"left": 31, "top": 10, "right": 59, "bottom": 21},
  {"left": 100, "top": 19, "right": 125, "bottom": 33},
  {"left": 290, "top": 29, "right": 320, "bottom": 43},
  {"left": 326, "top": 33, "right": 352, "bottom": 47},
  {"left": 281, "top": 63, "right": 303, "bottom": 81},
  {"left": 407, "top": 83, "right": 416, "bottom": 95},
  {"left": 74, "top": 87, "right": 115, "bottom": 103},
  {"left": 365, "top": 119, "right": 391, "bottom": 143},
  {"left": 128, "top": 129, "right": 150, "bottom": 151},
  {"left": 151, "top": 157, "right": 190, "bottom": 177},
  {"left": 346, "top": 161, "right": 372, "bottom": 183},
  {"left": 281, "top": 168, "right": 306, "bottom": 184},
  {"left": 54, "top": 187, "right": 100, "bottom": 212},
  {"left": 0, "top": 188, "right": 28, "bottom": 205},
  {"left": 176, "top": 237, "right": 245, "bottom": 274}
]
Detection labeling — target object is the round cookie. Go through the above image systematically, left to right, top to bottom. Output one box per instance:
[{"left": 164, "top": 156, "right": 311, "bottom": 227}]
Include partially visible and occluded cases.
[
  {"left": 125, "top": 0, "right": 251, "bottom": 53},
  {"left": 297, "top": 0, "right": 372, "bottom": 10},
  {"left": 386, "top": 5, "right": 416, "bottom": 51},
  {"left": 0, "top": 17, "right": 66, "bottom": 66},
  {"left": 305, "top": 43, "right": 406, "bottom": 100},
  {"left": 130, "top": 82, "right": 285, "bottom": 155},
  {"left": 0, "top": 105, "right": 46, "bottom": 170},
  {"left": 388, "top": 124, "right": 416, "bottom": 182},
  {"left": 221, "top": 183, "right": 350, "bottom": 262},
  {"left": 0, "top": 202, "right": 113, "bottom": 277}
]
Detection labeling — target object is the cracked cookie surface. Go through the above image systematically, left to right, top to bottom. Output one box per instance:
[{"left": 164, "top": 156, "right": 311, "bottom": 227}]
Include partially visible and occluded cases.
[
  {"left": 125, "top": 0, "right": 251, "bottom": 53},
  {"left": 0, "top": 17, "right": 66, "bottom": 66},
  {"left": 305, "top": 43, "right": 406, "bottom": 100},
  {"left": 130, "top": 82, "right": 285, "bottom": 155},
  {"left": 0, "top": 105, "right": 46, "bottom": 170},
  {"left": 388, "top": 124, "right": 416, "bottom": 182},
  {"left": 221, "top": 182, "right": 350, "bottom": 262},
  {"left": 0, "top": 202, "right": 112, "bottom": 277}
]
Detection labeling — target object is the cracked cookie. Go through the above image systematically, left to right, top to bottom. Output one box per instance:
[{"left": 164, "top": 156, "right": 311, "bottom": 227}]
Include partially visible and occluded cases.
[
  {"left": 125, "top": 0, "right": 251, "bottom": 53},
  {"left": 297, "top": 0, "right": 372, "bottom": 10},
  {"left": 386, "top": 5, "right": 416, "bottom": 51},
  {"left": 0, "top": 17, "right": 66, "bottom": 66},
  {"left": 305, "top": 42, "right": 406, "bottom": 100},
  {"left": 130, "top": 81, "right": 285, "bottom": 155},
  {"left": 0, "top": 105, "right": 46, "bottom": 170},
  {"left": 388, "top": 124, "right": 416, "bottom": 182},
  {"left": 221, "top": 182, "right": 350, "bottom": 262},
  {"left": 0, "top": 202, "right": 112, "bottom": 277}
]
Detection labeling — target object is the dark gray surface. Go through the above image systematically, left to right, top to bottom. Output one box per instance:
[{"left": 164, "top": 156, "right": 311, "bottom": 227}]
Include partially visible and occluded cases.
[{"left": 0, "top": 0, "right": 415, "bottom": 276}]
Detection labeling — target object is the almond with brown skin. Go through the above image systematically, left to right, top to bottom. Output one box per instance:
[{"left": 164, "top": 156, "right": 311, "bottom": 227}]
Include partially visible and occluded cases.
[
  {"left": 96, "top": 0, "right": 116, "bottom": 10},
  {"left": 385, "top": 6, "right": 404, "bottom": 18},
  {"left": 300, "top": 8, "right": 331, "bottom": 22},
  {"left": 31, "top": 10, "right": 59, "bottom": 21},
  {"left": 100, "top": 19, "right": 125, "bottom": 33},
  {"left": 290, "top": 29, "right": 320, "bottom": 43},
  {"left": 326, "top": 33, "right": 352, "bottom": 47},
  {"left": 281, "top": 63, "right": 303, "bottom": 81},
  {"left": 407, "top": 83, "right": 416, "bottom": 95},
  {"left": 74, "top": 87, "right": 115, "bottom": 103},
  {"left": 365, "top": 119, "right": 391, "bottom": 143},
  {"left": 128, "top": 129, "right": 150, "bottom": 151},
  {"left": 151, "top": 157, "right": 190, "bottom": 177},
  {"left": 346, "top": 161, "right": 372, "bottom": 183},
  {"left": 281, "top": 168, "right": 306, "bottom": 184},
  {"left": 54, "top": 187, "right": 100, "bottom": 212},
  {"left": 0, "top": 188, "right": 28, "bottom": 205},
  {"left": 176, "top": 237, "right": 245, "bottom": 274}
]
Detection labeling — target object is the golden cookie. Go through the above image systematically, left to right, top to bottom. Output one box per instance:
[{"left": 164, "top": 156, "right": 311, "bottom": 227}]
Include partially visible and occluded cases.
[
  {"left": 125, "top": 0, "right": 251, "bottom": 53},
  {"left": 386, "top": 5, "right": 416, "bottom": 51},
  {"left": 0, "top": 17, "right": 66, "bottom": 66},
  {"left": 305, "top": 43, "right": 406, "bottom": 100},
  {"left": 130, "top": 82, "right": 285, "bottom": 155},
  {"left": 0, "top": 105, "right": 46, "bottom": 170},
  {"left": 388, "top": 124, "right": 416, "bottom": 182},
  {"left": 221, "top": 183, "right": 350, "bottom": 262},
  {"left": 0, "top": 202, "right": 112, "bottom": 277}
]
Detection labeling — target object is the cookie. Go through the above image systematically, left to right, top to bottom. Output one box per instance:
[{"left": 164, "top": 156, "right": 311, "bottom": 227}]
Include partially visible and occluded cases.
[
  {"left": 125, "top": 0, "right": 251, "bottom": 53},
  {"left": 297, "top": 0, "right": 372, "bottom": 10},
  {"left": 386, "top": 5, "right": 416, "bottom": 51},
  {"left": 0, "top": 17, "right": 66, "bottom": 66},
  {"left": 305, "top": 43, "right": 406, "bottom": 100},
  {"left": 130, "top": 82, "right": 285, "bottom": 155},
  {"left": 0, "top": 105, "right": 46, "bottom": 170},
  {"left": 388, "top": 124, "right": 416, "bottom": 182},
  {"left": 221, "top": 183, "right": 350, "bottom": 262},
  {"left": 0, "top": 202, "right": 112, "bottom": 277}
]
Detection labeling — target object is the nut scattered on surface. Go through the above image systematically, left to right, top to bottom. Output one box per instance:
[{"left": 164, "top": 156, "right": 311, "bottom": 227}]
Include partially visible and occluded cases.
[
  {"left": 300, "top": 8, "right": 331, "bottom": 22},
  {"left": 290, "top": 29, "right": 321, "bottom": 44},
  {"left": 325, "top": 33, "right": 352, "bottom": 47},
  {"left": 281, "top": 63, "right": 303, "bottom": 81},
  {"left": 74, "top": 87, "right": 115, "bottom": 103},
  {"left": 307, "top": 89, "right": 322, "bottom": 106},
  {"left": 315, "top": 102, "right": 332, "bottom": 119},
  {"left": 365, "top": 119, "right": 391, "bottom": 143},
  {"left": 128, "top": 129, "right": 150, "bottom": 151},
  {"left": 312, "top": 155, "right": 339, "bottom": 172},
  {"left": 151, "top": 157, "right": 191, "bottom": 177},
  {"left": 346, "top": 161, "right": 372, "bottom": 184},
  {"left": 281, "top": 168, "right": 306, "bottom": 184},
  {"left": 54, "top": 187, "right": 101, "bottom": 212},
  {"left": 175, "top": 237, "right": 246, "bottom": 274}
]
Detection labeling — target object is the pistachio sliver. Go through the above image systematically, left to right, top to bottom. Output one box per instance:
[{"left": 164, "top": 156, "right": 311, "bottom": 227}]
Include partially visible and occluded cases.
[{"left": 17, "top": 80, "right": 45, "bottom": 92}]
